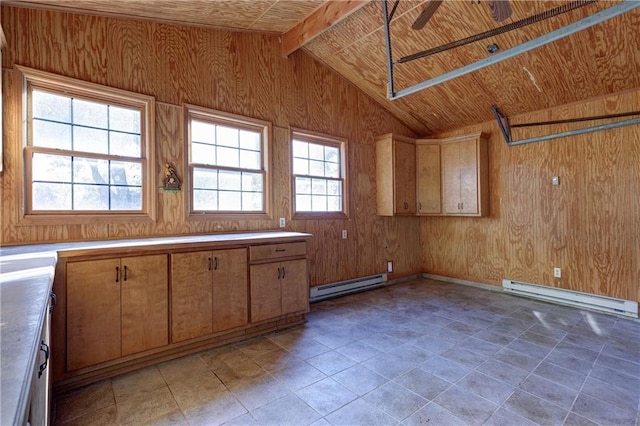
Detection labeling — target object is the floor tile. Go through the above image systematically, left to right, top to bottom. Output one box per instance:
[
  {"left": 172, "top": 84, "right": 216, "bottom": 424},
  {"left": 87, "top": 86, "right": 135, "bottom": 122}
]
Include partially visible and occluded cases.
[
  {"left": 472, "top": 329, "right": 515, "bottom": 347},
  {"left": 519, "top": 330, "right": 562, "bottom": 348},
  {"left": 359, "top": 334, "right": 404, "bottom": 352},
  {"left": 411, "top": 335, "right": 455, "bottom": 355},
  {"left": 455, "top": 336, "right": 503, "bottom": 356},
  {"left": 235, "top": 337, "right": 282, "bottom": 358},
  {"left": 506, "top": 338, "right": 552, "bottom": 359},
  {"left": 334, "top": 340, "right": 383, "bottom": 363},
  {"left": 553, "top": 340, "right": 600, "bottom": 363},
  {"left": 600, "top": 341, "right": 640, "bottom": 364},
  {"left": 386, "top": 343, "right": 434, "bottom": 365},
  {"left": 200, "top": 346, "right": 251, "bottom": 370},
  {"left": 440, "top": 347, "right": 488, "bottom": 369},
  {"left": 493, "top": 347, "right": 541, "bottom": 373},
  {"left": 252, "top": 348, "right": 301, "bottom": 373},
  {"left": 545, "top": 349, "right": 594, "bottom": 375},
  {"left": 306, "top": 350, "right": 356, "bottom": 376},
  {"left": 362, "top": 353, "right": 414, "bottom": 379},
  {"left": 594, "top": 353, "right": 640, "bottom": 379},
  {"left": 158, "top": 355, "right": 212, "bottom": 386},
  {"left": 420, "top": 356, "right": 471, "bottom": 382},
  {"left": 211, "top": 357, "right": 267, "bottom": 385},
  {"left": 270, "top": 359, "right": 326, "bottom": 391},
  {"left": 475, "top": 359, "right": 529, "bottom": 387},
  {"left": 532, "top": 361, "right": 586, "bottom": 390},
  {"left": 331, "top": 364, "right": 388, "bottom": 396},
  {"left": 588, "top": 364, "right": 640, "bottom": 394},
  {"left": 112, "top": 366, "right": 166, "bottom": 402},
  {"left": 394, "top": 368, "right": 451, "bottom": 401},
  {"left": 457, "top": 371, "right": 514, "bottom": 404},
  {"left": 168, "top": 373, "right": 227, "bottom": 411},
  {"left": 226, "top": 374, "right": 291, "bottom": 411},
  {"left": 518, "top": 375, "right": 578, "bottom": 410},
  {"left": 296, "top": 377, "right": 357, "bottom": 416},
  {"left": 580, "top": 377, "right": 640, "bottom": 412},
  {"left": 54, "top": 380, "right": 115, "bottom": 424},
  {"left": 362, "top": 381, "right": 427, "bottom": 420},
  {"left": 433, "top": 384, "right": 498, "bottom": 424},
  {"left": 116, "top": 386, "right": 179, "bottom": 426},
  {"left": 502, "top": 389, "right": 568, "bottom": 425},
  {"left": 182, "top": 390, "right": 247, "bottom": 426},
  {"left": 571, "top": 392, "right": 637, "bottom": 425},
  {"left": 251, "top": 394, "right": 321, "bottom": 425},
  {"left": 324, "top": 398, "right": 396, "bottom": 426},
  {"left": 403, "top": 402, "right": 469, "bottom": 426},
  {"left": 55, "top": 404, "right": 118, "bottom": 426},
  {"left": 483, "top": 406, "right": 537, "bottom": 426},
  {"left": 221, "top": 412, "right": 258, "bottom": 425},
  {"left": 563, "top": 412, "right": 599, "bottom": 426}
]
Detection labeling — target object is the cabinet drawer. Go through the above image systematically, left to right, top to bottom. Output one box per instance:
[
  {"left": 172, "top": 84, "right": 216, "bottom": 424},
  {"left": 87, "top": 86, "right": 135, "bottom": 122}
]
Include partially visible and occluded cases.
[{"left": 250, "top": 242, "right": 306, "bottom": 262}]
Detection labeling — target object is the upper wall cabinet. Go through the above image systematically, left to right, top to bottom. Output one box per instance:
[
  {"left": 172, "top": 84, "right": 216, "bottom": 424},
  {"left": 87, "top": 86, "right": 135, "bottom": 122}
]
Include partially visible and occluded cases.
[
  {"left": 441, "top": 132, "right": 489, "bottom": 217},
  {"left": 376, "top": 134, "right": 416, "bottom": 216},
  {"left": 416, "top": 140, "right": 442, "bottom": 215}
]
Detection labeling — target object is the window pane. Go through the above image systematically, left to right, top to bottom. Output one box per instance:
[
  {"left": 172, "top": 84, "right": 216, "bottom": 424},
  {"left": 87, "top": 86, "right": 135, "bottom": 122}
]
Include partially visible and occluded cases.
[
  {"left": 33, "top": 90, "right": 70, "bottom": 122},
  {"left": 73, "top": 99, "right": 108, "bottom": 128},
  {"left": 109, "top": 106, "right": 140, "bottom": 133},
  {"left": 33, "top": 120, "right": 72, "bottom": 150},
  {"left": 192, "top": 120, "right": 215, "bottom": 144},
  {"left": 217, "top": 125, "right": 239, "bottom": 148},
  {"left": 73, "top": 126, "right": 108, "bottom": 154},
  {"left": 239, "top": 130, "right": 260, "bottom": 151},
  {"left": 110, "top": 131, "right": 141, "bottom": 157},
  {"left": 292, "top": 140, "right": 308, "bottom": 158},
  {"left": 192, "top": 143, "right": 216, "bottom": 165},
  {"left": 308, "top": 143, "right": 324, "bottom": 160},
  {"left": 217, "top": 146, "right": 239, "bottom": 168},
  {"left": 325, "top": 146, "right": 339, "bottom": 163},
  {"left": 239, "top": 149, "right": 260, "bottom": 170},
  {"left": 32, "top": 153, "right": 71, "bottom": 182},
  {"left": 73, "top": 157, "right": 109, "bottom": 184},
  {"left": 293, "top": 158, "right": 308, "bottom": 175},
  {"left": 309, "top": 160, "right": 324, "bottom": 177},
  {"left": 111, "top": 161, "right": 142, "bottom": 186},
  {"left": 325, "top": 161, "right": 339, "bottom": 178},
  {"left": 193, "top": 168, "right": 217, "bottom": 189},
  {"left": 218, "top": 170, "right": 241, "bottom": 191},
  {"left": 241, "top": 172, "right": 263, "bottom": 192},
  {"left": 295, "top": 177, "right": 311, "bottom": 194},
  {"left": 312, "top": 179, "right": 327, "bottom": 195},
  {"left": 327, "top": 180, "right": 342, "bottom": 196},
  {"left": 32, "top": 182, "right": 71, "bottom": 210},
  {"left": 74, "top": 184, "right": 109, "bottom": 210},
  {"left": 111, "top": 186, "right": 141, "bottom": 210},
  {"left": 193, "top": 189, "right": 218, "bottom": 210},
  {"left": 219, "top": 191, "right": 241, "bottom": 210},
  {"left": 242, "top": 192, "right": 262, "bottom": 211},
  {"left": 296, "top": 195, "right": 311, "bottom": 212},
  {"left": 311, "top": 195, "right": 327, "bottom": 211},
  {"left": 327, "top": 196, "right": 342, "bottom": 211}
]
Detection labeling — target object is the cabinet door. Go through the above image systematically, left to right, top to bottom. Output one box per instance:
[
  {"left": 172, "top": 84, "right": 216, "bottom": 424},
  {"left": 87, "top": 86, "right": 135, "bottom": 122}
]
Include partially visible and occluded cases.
[
  {"left": 458, "top": 138, "right": 479, "bottom": 214},
  {"left": 394, "top": 140, "right": 417, "bottom": 214},
  {"left": 441, "top": 142, "right": 461, "bottom": 214},
  {"left": 416, "top": 143, "right": 441, "bottom": 214},
  {"left": 212, "top": 248, "right": 248, "bottom": 332},
  {"left": 171, "top": 251, "right": 213, "bottom": 342},
  {"left": 121, "top": 255, "right": 168, "bottom": 356},
  {"left": 67, "top": 258, "right": 121, "bottom": 371},
  {"left": 280, "top": 259, "right": 309, "bottom": 315},
  {"left": 250, "top": 263, "right": 281, "bottom": 322},
  {"left": 28, "top": 306, "right": 51, "bottom": 426}
]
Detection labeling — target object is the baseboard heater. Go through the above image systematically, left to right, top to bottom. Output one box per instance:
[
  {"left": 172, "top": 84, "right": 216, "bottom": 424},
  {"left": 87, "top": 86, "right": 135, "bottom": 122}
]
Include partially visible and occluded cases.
[
  {"left": 310, "top": 273, "right": 388, "bottom": 302},
  {"left": 502, "top": 279, "right": 638, "bottom": 318}
]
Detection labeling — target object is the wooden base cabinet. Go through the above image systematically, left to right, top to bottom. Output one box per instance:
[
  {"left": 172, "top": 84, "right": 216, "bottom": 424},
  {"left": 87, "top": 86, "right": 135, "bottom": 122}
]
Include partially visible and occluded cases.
[
  {"left": 170, "top": 248, "right": 248, "bottom": 343},
  {"left": 66, "top": 255, "right": 168, "bottom": 371}
]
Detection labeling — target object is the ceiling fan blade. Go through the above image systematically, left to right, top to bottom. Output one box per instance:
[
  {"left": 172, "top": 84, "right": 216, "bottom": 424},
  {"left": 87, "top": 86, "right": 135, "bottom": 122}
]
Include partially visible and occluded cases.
[
  {"left": 411, "top": 0, "right": 444, "bottom": 30},
  {"left": 488, "top": 0, "right": 512, "bottom": 22}
]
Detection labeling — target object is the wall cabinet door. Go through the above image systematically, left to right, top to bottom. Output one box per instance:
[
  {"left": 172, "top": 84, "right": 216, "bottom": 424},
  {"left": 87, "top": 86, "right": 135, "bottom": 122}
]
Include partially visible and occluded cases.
[
  {"left": 376, "top": 134, "right": 416, "bottom": 216},
  {"left": 441, "top": 134, "right": 488, "bottom": 216},
  {"left": 416, "top": 142, "right": 441, "bottom": 215},
  {"left": 212, "top": 248, "right": 248, "bottom": 332},
  {"left": 67, "top": 255, "right": 168, "bottom": 371},
  {"left": 280, "top": 259, "right": 308, "bottom": 315},
  {"left": 250, "top": 263, "right": 282, "bottom": 322}
]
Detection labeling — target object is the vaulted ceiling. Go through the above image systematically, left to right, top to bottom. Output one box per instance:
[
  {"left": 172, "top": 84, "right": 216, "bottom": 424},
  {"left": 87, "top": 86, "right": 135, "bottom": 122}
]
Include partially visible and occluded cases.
[{"left": 5, "top": 0, "right": 639, "bottom": 135}]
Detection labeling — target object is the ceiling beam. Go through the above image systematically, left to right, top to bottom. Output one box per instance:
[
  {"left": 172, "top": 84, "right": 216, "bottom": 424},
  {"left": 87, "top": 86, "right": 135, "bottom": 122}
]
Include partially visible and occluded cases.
[{"left": 282, "top": 0, "right": 369, "bottom": 57}]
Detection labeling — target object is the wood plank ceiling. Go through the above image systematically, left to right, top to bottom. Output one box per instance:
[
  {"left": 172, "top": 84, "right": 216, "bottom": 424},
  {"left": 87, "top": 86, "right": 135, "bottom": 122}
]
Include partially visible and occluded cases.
[{"left": 5, "top": 0, "right": 639, "bottom": 135}]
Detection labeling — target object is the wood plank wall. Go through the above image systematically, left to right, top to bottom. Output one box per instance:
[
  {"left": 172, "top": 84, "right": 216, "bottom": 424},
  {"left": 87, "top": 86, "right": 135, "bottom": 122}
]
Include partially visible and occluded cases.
[
  {"left": 0, "top": 6, "right": 423, "bottom": 286},
  {"left": 422, "top": 88, "right": 640, "bottom": 302}
]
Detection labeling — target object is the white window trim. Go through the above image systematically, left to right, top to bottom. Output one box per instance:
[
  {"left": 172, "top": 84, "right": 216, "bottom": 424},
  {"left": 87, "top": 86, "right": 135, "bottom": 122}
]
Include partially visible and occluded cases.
[
  {"left": 16, "top": 65, "right": 156, "bottom": 225},
  {"left": 184, "top": 104, "right": 272, "bottom": 220},
  {"left": 290, "top": 128, "right": 349, "bottom": 220}
]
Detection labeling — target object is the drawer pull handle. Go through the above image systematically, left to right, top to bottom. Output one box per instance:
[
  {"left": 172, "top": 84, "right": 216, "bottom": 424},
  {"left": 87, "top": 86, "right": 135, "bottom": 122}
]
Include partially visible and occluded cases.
[
  {"left": 275, "top": 249, "right": 286, "bottom": 252},
  {"left": 208, "top": 257, "right": 212, "bottom": 271},
  {"left": 214, "top": 257, "right": 219, "bottom": 270},
  {"left": 123, "top": 265, "right": 128, "bottom": 282},
  {"left": 115, "top": 266, "right": 120, "bottom": 283},
  {"left": 277, "top": 267, "right": 281, "bottom": 279},
  {"left": 282, "top": 267, "right": 286, "bottom": 279},
  {"left": 38, "top": 341, "right": 49, "bottom": 378}
]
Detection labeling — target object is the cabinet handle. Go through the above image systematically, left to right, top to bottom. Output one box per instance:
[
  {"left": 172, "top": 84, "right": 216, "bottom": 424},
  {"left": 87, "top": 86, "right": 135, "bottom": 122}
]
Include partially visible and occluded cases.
[
  {"left": 404, "top": 202, "right": 409, "bottom": 210},
  {"left": 419, "top": 202, "right": 422, "bottom": 211},
  {"left": 275, "top": 248, "right": 286, "bottom": 252},
  {"left": 208, "top": 257, "right": 212, "bottom": 271},
  {"left": 214, "top": 257, "right": 218, "bottom": 270},
  {"left": 123, "top": 265, "right": 128, "bottom": 282},
  {"left": 115, "top": 266, "right": 120, "bottom": 283},
  {"left": 277, "top": 267, "right": 281, "bottom": 279},
  {"left": 282, "top": 267, "right": 286, "bottom": 279},
  {"left": 49, "top": 291, "right": 56, "bottom": 314},
  {"left": 38, "top": 341, "right": 49, "bottom": 378}
]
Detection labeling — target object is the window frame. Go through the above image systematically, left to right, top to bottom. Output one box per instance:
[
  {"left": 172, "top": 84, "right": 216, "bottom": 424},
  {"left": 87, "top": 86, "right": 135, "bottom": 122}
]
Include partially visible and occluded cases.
[
  {"left": 16, "top": 66, "right": 156, "bottom": 225},
  {"left": 184, "top": 104, "right": 272, "bottom": 220},
  {"left": 290, "top": 128, "right": 349, "bottom": 220}
]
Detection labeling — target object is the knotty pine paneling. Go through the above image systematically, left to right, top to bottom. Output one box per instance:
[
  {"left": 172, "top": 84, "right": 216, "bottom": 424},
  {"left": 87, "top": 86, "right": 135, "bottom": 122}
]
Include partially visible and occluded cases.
[
  {"left": 0, "top": 6, "right": 422, "bottom": 286},
  {"left": 422, "top": 88, "right": 640, "bottom": 302}
]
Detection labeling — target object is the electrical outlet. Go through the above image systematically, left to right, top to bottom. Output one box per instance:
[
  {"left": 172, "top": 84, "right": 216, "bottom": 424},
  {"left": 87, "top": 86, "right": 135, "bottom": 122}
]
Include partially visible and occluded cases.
[
  {"left": 552, "top": 176, "right": 560, "bottom": 186},
  {"left": 279, "top": 217, "right": 285, "bottom": 228},
  {"left": 342, "top": 230, "right": 347, "bottom": 239},
  {"left": 387, "top": 261, "right": 394, "bottom": 273},
  {"left": 554, "top": 267, "right": 561, "bottom": 278}
]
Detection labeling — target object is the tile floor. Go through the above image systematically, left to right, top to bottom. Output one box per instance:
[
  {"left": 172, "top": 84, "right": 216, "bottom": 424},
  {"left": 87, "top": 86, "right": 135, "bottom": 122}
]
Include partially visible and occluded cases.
[{"left": 53, "top": 278, "right": 640, "bottom": 425}]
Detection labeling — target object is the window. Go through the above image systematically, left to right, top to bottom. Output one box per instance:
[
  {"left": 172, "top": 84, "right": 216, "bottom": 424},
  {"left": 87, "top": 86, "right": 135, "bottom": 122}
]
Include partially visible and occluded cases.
[
  {"left": 18, "top": 66, "right": 156, "bottom": 224},
  {"left": 186, "top": 105, "right": 270, "bottom": 216},
  {"left": 291, "top": 129, "right": 348, "bottom": 218}
]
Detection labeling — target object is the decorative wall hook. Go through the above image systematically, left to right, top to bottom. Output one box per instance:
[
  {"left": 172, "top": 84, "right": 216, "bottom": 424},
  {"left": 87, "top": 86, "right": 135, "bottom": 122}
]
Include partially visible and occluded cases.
[{"left": 163, "top": 163, "right": 181, "bottom": 191}]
